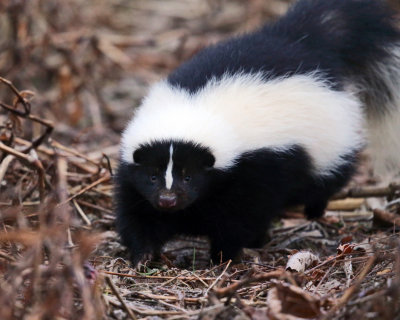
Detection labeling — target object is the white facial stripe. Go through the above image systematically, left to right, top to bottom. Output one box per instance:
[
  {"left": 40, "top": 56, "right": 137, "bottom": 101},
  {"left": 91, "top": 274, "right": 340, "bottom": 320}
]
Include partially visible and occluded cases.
[{"left": 165, "top": 144, "right": 174, "bottom": 189}]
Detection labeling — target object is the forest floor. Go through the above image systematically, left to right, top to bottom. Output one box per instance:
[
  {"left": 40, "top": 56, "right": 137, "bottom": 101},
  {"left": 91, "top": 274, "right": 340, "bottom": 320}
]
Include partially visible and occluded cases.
[{"left": 0, "top": 0, "right": 399, "bottom": 319}]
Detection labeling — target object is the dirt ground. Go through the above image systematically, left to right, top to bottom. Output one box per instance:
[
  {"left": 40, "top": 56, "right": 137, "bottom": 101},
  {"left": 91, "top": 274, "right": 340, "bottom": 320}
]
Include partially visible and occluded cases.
[{"left": 0, "top": 0, "right": 399, "bottom": 319}]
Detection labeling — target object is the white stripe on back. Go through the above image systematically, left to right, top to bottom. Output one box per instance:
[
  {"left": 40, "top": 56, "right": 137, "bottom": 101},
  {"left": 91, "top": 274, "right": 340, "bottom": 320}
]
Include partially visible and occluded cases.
[
  {"left": 121, "top": 73, "right": 363, "bottom": 175},
  {"left": 165, "top": 144, "right": 174, "bottom": 189}
]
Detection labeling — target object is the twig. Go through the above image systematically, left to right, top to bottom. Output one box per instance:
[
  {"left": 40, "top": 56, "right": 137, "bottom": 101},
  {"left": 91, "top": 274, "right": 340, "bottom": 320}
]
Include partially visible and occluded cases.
[
  {"left": 0, "top": 76, "right": 31, "bottom": 114},
  {"left": 0, "top": 78, "right": 54, "bottom": 153},
  {"left": 51, "top": 140, "right": 99, "bottom": 167},
  {"left": 0, "top": 142, "right": 45, "bottom": 202},
  {"left": 102, "top": 153, "right": 114, "bottom": 176},
  {"left": 0, "top": 154, "right": 15, "bottom": 183},
  {"left": 59, "top": 173, "right": 111, "bottom": 205},
  {"left": 333, "top": 183, "right": 400, "bottom": 200},
  {"left": 327, "top": 198, "right": 365, "bottom": 211},
  {"left": 73, "top": 199, "right": 92, "bottom": 226},
  {"left": 76, "top": 199, "right": 113, "bottom": 214},
  {"left": 373, "top": 208, "right": 400, "bottom": 227},
  {"left": 0, "top": 250, "right": 15, "bottom": 262},
  {"left": 323, "top": 255, "right": 377, "bottom": 318},
  {"left": 200, "top": 259, "right": 231, "bottom": 277},
  {"left": 206, "top": 259, "right": 231, "bottom": 295},
  {"left": 312, "top": 260, "right": 337, "bottom": 294},
  {"left": 213, "top": 269, "right": 284, "bottom": 299},
  {"left": 102, "top": 270, "right": 225, "bottom": 282},
  {"left": 187, "top": 271, "right": 210, "bottom": 287},
  {"left": 105, "top": 276, "right": 138, "bottom": 320},
  {"left": 133, "top": 291, "right": 203, "bottom": 304},
  {"left": 106, "top": 297, "right": 185, "bottom": 317},
  {"left": 151, "top": 297, "right": 188, "bottom": 314}
]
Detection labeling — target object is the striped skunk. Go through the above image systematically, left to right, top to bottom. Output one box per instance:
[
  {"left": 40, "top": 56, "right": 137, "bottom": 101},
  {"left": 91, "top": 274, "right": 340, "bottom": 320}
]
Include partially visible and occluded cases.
[{"left": 116, "top": 0, "right": 400, "bottom": 266}]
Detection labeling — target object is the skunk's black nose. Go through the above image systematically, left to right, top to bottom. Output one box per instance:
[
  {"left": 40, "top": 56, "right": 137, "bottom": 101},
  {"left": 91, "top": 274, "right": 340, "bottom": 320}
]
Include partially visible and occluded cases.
[{"left": 158, "top": 193, "right": 177, "bottom": 208}]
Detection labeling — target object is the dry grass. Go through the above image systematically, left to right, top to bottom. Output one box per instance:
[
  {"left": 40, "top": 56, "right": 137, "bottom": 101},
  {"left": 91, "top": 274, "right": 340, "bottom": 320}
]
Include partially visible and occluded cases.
[{"left": 0, "top": 1, "right": 399, "bottom": 319}]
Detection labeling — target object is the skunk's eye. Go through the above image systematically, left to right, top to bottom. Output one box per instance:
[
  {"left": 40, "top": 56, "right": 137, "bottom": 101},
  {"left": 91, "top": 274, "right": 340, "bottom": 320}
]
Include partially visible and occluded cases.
[
  {"left": 150, "top": 175, "right": 157, "bottom": 182},
  {"left": 183, "top": 175, "right": 191, "bottom": 183}
]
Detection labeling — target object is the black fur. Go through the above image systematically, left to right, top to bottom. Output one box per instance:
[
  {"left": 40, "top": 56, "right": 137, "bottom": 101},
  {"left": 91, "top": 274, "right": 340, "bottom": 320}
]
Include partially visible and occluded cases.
[
  {"left": 116, "top": 0, "right": 400, "bottom": 265},
  {"left": 168, "top": 0, "right": 400, "bottom": 106},
  {"left": 116, "top": 143, "right": 356, "bottom": 265}
]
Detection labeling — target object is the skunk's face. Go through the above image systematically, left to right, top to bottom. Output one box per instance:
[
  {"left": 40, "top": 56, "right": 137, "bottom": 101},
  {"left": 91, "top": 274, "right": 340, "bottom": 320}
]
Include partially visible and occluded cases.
[{"left": 128, "top": 141, "right": 215, "bottom": 212}]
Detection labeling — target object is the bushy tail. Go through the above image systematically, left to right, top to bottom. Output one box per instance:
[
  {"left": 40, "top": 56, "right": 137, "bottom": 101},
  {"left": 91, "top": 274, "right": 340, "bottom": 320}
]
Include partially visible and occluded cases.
[
  {"left": 280, "top": 0, "right": 400, "bottom": 176},
  {"left": 338, "top": 3, "right": 400, "bottom": 177},
  {"left": 364, "top": 48, "right": 400, "bottom": 176}
]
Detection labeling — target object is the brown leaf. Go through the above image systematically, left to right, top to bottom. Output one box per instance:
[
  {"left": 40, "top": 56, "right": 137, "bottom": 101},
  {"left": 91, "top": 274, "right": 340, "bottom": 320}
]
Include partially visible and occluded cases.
[
  {"left": 340, "top": 235, "right": 353, "bottom": 244},
  {"left": 337, "top": 243, "right": 354, "bottom": 256},
  {"left": 267, "top": 281, "right": 322, "bottom": 319}
]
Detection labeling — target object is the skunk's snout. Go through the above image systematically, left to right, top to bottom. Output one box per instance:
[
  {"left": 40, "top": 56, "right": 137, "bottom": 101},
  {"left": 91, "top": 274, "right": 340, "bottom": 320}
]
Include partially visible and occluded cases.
[{"left": 158, "top": 192, "right": 177, "bottom": 208}]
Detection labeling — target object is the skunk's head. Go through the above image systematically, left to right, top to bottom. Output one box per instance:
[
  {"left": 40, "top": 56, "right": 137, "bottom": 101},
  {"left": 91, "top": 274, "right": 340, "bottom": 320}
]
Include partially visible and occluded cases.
[{"left": 125, "top": 140, "right": 215, "bottom": 212}]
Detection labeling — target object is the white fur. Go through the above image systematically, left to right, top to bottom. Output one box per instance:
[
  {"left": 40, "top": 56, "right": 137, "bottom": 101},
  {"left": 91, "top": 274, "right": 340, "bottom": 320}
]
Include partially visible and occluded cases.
[
  {"left": 363, "top": 47, "right": 400, "bottom": 177},
  {"left": 121, "top": 73, "right": 364, "bottom": 175},
  {"left": 165, "top": 144, "right": 174, "bottom": 189}
]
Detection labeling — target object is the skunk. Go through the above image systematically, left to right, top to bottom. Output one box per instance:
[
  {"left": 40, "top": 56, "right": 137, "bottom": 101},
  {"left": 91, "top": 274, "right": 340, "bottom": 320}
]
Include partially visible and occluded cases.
[{"left": 116, "top": 0, "right": 400, "bottom": 265}]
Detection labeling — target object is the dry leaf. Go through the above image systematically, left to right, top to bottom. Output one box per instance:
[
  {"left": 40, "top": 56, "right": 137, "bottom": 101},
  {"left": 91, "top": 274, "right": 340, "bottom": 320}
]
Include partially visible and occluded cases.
[
  {"left": 337, "top": 243, "right": 354, "bottom": 256},
  {"left": 286, "top": 251, "right": 320, "bottom": 273},
  {"left": 267, "top": 281, "right": 322, "bottom": 319}
]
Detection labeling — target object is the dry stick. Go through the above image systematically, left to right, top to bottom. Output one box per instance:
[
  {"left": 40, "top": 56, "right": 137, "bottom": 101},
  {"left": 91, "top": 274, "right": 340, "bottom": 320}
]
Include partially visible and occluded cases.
[
  {"left": 0, "top": 76, "right": 31, "bottom": 114},
  {"left": 0, "top": 102, "right": 54, "bottom": 153},
  {"left": 22, "top": 114, "right": 53, "bottom": 153},
  {"left": 14, "top": 137, "right": 55, "bottom": 156},
  {"left": 15, "top": 138, "right": 98, "bottom": 174},
  {"left": 51, "top": 140, "right": 99, "bottom": 166},
  {"left": 0, "top": 142, "right": 45, "bottom": 202},
  {"left": 0, "top": 154, "right": 15, "bottom": 182},
  {"left": 59, "top": 174, "right": 111, "bottom": 205},
  {"left": 332, "top": 183, "right": 400, "bottom": 200},
  {"left": 73, "top": 199, "right": 92, "bottom": 226},
  {"left": 76, "top": 199, "right": 113, "bottom": 214},
  {"left": 373, "top": 208, "right": 400, "bottom": 227},
  {"left": 0, "top": 250, "right": 15, "bottom": 262},
  {"left": 304, "top": 252, "right": 374, "bottom": 276},
  {"left": 323, "top": 255, "right": 377, "bottom": 319},
  {"left": 305, "top": 256, "right": 338, "bottom": 275},
  {"left": 206, "top": 259, "right": 232, "bottom": 295},
  {"left": 200, "top": 260, "right": 231, "bottom": 277},
  {"left": 313, "top": 260, "right": 337, "bottom": 294},
  {"left": 213, "top": 269, "right": 284, "bottom": 299},
  {"left": 102, "top": 270, "right": 222, "bottom": 282},
  {"left": 159, "top": 270, "right": 191, "bottom": 287},
  {"left": 187, "top": 271, "right": 210, "bottom": 287},
  {"left": 105, "top": 276, "right": 138, "bottom": 320},
  {"left": 134, "top": 292, "right": 203, "bottom": 304},
  {"left": 151, "top": 297, "right": 189, "bottom": 314},
  {"left": 107, "top": 299, "right": 185, "bottom": 317}
]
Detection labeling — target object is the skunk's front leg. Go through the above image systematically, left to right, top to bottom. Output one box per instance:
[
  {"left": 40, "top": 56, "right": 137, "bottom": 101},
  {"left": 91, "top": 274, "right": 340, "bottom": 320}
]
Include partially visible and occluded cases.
[
  {"left": 116, "top": 214, "right": 170, "bottom": 267},
  {"left": 119, "top": 224, "right": 156, "bottom": 266}
]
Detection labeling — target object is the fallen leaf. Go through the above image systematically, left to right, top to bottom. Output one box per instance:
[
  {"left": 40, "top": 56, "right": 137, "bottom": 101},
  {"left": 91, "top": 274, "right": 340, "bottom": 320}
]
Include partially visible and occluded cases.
[
  {"left": 340, "top": 236, "right": 353, "bottom": 244},
  {"left": 337, "top": 243, "right": 354, "bottom": 256},
  {"left": 286, "top": 251, "right": 320, "bottom": 273},
  {"left": 267, "top": 281, "right": 322, "bottom": 319}
]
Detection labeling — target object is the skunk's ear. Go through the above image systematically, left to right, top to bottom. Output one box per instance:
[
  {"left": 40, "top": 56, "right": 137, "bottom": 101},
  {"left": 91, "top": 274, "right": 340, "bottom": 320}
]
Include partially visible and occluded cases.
[
  {"left": 133, "top": 149, "right": 143, "bottom": 165},
  {"left": 204, "top": 153, "right": 215, "bottom": 168}
]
